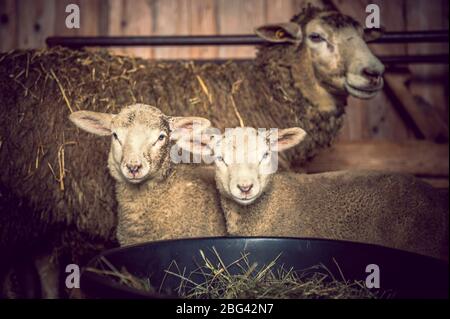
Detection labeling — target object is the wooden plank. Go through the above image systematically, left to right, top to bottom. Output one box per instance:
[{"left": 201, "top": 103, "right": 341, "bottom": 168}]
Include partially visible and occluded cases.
[
  {"left": 0, "top": 0, "right": 17, "bottom": 52},
  {"left": 16, "top": 0, "right": 55, "bottom": 49},
  {"left": 53, "top": 0, "right": 100, "bottom": 37},
  {"left": 53, "top": 0, "right": 76, "bottom": 37},
  {"left": 80, "top": 0, "right": 101, "bottom": 36},
  {"left": 98, "top": 0, "right": 110, "bottom": 36},
  {"left": 107, "top": 0, "right": 123, "bottom": 56},
  {"left": 108, "top": 0, "right": 154, "bottom": 58},
  {"left": 153, "top": 0, "right": 191, "bottom": 60},
  {"left": 189, "top": 0, "right": 219, "bottom": 59},
  {"left": 217, "top": 0, "right": 266, "bottom": 59},
  {"left": 266, "top": 0, "right": 294, "bottom": 23},
  {"left": 406, "top": 0, "right": 449, "bottom": 132},
  {"left": 384, "top": 72, "right": 449, "bottom": 141},
  {"left": 337, "top": 91, "right": 414, "bottom": 143},
  {"left": 304, "top": 141, "right": 449, "bottom": 177}
]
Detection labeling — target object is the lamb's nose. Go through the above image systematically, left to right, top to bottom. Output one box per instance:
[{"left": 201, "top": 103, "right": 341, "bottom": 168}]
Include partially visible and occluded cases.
[
  {"left": 126, "top": 163, "right": 142, "bottom": 174},
  {"left": 237, "top": 184, "right": 253, "bottom": 193}
]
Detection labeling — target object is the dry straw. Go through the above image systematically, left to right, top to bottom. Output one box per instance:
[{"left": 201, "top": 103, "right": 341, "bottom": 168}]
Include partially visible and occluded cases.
[{"left": 87, "top": 248, "right": 392, "bottom": 299}]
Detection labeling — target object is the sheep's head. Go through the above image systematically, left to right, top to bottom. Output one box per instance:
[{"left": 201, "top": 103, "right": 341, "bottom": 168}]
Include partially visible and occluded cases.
[
  {"left": 255, "top": 6, "right": 384, "bottom": 99},
  {"left": 69, "top": 104, "right": 210, "bottom": 184},
  {"left": 179, "top": 127, "right": 306, "bottom": 205}
]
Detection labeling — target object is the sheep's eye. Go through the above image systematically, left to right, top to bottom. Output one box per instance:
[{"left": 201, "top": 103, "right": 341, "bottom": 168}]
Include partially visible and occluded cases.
[
  {"left": 275, "top": 29, "right": 286, "bottom": 39},
  {"left": 309, "top": 33, "right": 325, "bottom": 43},
  {"left": 158, "top": 133, "right": 166, "bottom": 141}
]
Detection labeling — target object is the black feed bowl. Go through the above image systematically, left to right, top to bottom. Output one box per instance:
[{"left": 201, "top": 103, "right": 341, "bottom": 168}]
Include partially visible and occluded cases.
[{"left": 81, "top": 237, "right": 448, "bottom": 299}]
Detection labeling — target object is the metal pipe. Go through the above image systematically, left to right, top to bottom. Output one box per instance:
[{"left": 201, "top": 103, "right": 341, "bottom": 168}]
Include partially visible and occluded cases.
[
  {"left": 46, "top": 30, "right": 449, "bottom": 48},
  {"left": 370, "top": 30, "right": 448, "bottom": 43},
  {"left": 46, "top": 35, "right": 265, "bottom": 47},
  {"left": 379, "top": 54, "right": 449, "bottom": 64},
  {"left": 161, "top": 55, "right": 448, "bottom": 65}
]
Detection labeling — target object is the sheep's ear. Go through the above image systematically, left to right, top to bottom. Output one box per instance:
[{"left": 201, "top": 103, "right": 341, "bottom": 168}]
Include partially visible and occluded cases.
[
  {"left": 255, "top": 22, "right": 302, "bottom": 44},
  {"left": 363, "top": 27, "right": 384, "bottom": 42},
  {"left": 69, "top": 111, "right": 114, "bottom": 136},
  {"left": 168, "top": 116, "right": 211, "bottom": 141},
  {"left": 269, "top": 127, "right": 306, "bottom": 152},
  {"left": 176, "top": 129, "right": 220, "bottom": 157}
]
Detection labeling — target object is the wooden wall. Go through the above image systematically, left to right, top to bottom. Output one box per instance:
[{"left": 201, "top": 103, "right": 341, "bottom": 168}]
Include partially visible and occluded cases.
[{"left": 0, "top": 0, "right": 448, "bottom": 185}]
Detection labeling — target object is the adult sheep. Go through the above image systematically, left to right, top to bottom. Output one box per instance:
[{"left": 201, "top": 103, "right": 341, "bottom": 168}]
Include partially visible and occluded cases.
[
  {"left": 144, "top": 4, "right": 385, "bottom": 167},
  {"left": 158, "top": 4, "right": 384, "bottom": 167},
  {"left": 0, "top": 5, "right": 383, "bottom": 297}
]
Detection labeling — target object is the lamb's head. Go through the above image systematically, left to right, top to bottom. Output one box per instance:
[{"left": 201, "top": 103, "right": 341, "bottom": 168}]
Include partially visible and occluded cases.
[
  {"left": 255, "top": 6, "right": 384, "bottom": 99},
  {"left": 69, "top": 104, "right": 210, "bottom": 184},
  {"left": 180, "top": 127, "right": 306, "bottom": 205}
]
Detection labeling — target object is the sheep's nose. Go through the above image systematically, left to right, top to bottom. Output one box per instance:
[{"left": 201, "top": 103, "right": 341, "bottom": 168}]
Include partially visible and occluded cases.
[
  {"left": 362, "top": 66, "right": 382, "bottom": 79},
  {"left": 126, "top": 163, "right": 142, "bottom": 174},
  {"left": 237, "top": 184, "right": 253, "bottom": 193}
]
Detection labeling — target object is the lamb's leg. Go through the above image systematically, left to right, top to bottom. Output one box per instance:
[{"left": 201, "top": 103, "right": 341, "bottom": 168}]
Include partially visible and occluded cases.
[{"left": 34, "top": 250, "right": 60, "bottom": 299}]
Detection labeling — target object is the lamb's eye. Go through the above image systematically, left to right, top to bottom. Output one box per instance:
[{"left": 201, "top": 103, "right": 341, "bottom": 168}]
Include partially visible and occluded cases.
[
  {"left": 309, "top": 33, "right": 325, "bottom": 43},
  {"left": 112, "top": 133, "right": 122, "bottom": 145},
  {"left": 158, "top": 133, "right": 166, "bottom": 141},
  {"left": 262, "top": 151, "right": 270, "bottom": 159},
  {"left": 216, "top": 155, "right": 227, "bottom": 165}
]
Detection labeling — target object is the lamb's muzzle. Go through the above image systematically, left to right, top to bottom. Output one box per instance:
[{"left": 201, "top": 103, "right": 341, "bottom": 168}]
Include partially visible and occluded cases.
[{"left": 126, "top": 163, "right": 142, "bottom": 175}]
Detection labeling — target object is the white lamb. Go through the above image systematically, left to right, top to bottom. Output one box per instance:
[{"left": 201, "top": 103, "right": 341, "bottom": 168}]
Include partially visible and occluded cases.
[
  {"left": 70, "top": 104, "right": 227, "bottom": 246},
  {"left": 180, "top": 126, "right": 448, "bottom": 260}
]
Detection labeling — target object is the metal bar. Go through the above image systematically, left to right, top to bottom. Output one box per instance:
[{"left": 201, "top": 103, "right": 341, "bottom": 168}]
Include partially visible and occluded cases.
[
  {"left": 46, "top": 30, "right": 449, "bottom": 48},
  {"left": 370, "top": 30, "right": 449, "bottom": 43},
  {"left": 46, "top": 35, "right": 265, "bottom": 47},
  {"left": 379, "top": 54, "right": 449, "bottom": 64},
  {"left": 113, "top": 55, "right": 450, "bottom": 65}
]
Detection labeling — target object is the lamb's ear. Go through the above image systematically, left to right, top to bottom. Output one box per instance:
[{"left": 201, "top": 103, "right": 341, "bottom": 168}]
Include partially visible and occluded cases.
[
  {"left": 255, "top": 22, "right": 302, "bottom": 44},
  {"left": 363, "top": 27, "right": 385, "bottom": 42},
  {"left": 69, "top": 111, "right": 114, "bottom": 136},
  {"left": 168, "top": 116, "right": 211, "bottom": 140},
  {"left": 269, "top": 127, "right": 307, "bottom": 152},
  {"left": 176, "top": 128, "right": 220, "bottom": 157}
]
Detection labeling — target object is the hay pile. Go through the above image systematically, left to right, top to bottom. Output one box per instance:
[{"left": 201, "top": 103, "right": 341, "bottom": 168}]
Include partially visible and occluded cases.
[
  {"left": 0, "top": 46, "right": 344, "bottom": 169},
  {"left": 0, "top": 48, "right": 127, "bottom": 282},
  {"left": 87, "top": 249, "right": 391, "bottom": 299}
]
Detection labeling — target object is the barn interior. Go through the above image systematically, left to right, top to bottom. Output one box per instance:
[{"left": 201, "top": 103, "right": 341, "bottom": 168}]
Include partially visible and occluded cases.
[{"left": 0, "top": 0, "right": 448, "bottom": 299}]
